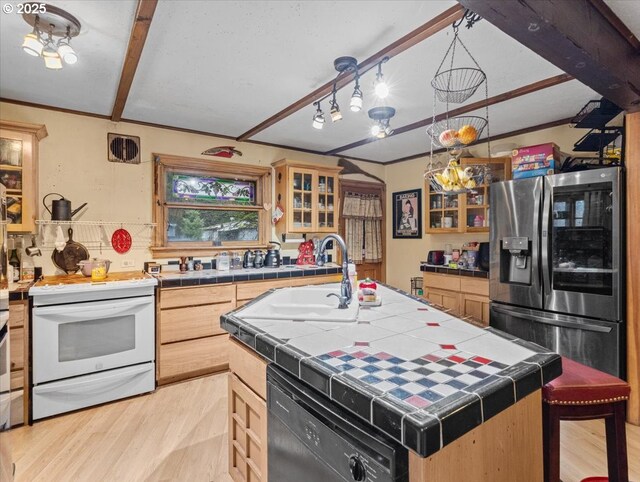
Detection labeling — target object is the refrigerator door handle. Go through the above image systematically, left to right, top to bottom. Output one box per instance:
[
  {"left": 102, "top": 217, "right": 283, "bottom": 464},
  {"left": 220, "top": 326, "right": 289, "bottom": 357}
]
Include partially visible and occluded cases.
[
  {"left": 541, "top": 178, "right": 552, "bottom": 298},
  {"left": 491, "top": 304, "right": 612, "bottom": 333}
]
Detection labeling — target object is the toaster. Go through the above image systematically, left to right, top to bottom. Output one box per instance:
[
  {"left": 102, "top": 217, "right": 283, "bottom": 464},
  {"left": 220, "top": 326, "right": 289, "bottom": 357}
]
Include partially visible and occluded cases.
[{"left": 427, "top": 250, "right": 445, "bottom": 265}]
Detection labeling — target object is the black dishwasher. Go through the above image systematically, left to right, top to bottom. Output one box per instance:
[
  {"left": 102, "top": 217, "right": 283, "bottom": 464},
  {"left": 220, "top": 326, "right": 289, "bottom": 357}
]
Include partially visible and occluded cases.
[{"left": 267, "top": 365, "right": 408, "bottom": 482}]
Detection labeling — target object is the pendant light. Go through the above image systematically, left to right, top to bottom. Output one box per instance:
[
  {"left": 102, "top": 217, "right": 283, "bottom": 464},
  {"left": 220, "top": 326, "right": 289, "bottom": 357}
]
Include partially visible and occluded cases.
[
  {"left": 374, "top": 58, "right": 390, "bottom": 99},
  {"left": 350, "top": 74, "right": 363, "bottom": 112},
  {"left": 329, "top": 84, "right": 342, "bottom": 122},
  {"left": 312, "top": 101, "right": 325, "bottom": 129}
]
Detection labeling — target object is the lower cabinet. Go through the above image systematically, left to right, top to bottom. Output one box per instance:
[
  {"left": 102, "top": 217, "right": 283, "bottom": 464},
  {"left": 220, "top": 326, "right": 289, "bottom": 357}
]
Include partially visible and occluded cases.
[
  {"left": 423, "top": 273, "right": 490, "bottom": 325},
  {"left": 157, "top": 274, "right": 340, "bottom": 385},
  {"left": 228, "top": 338, "right": 268, "bottom": 482}
]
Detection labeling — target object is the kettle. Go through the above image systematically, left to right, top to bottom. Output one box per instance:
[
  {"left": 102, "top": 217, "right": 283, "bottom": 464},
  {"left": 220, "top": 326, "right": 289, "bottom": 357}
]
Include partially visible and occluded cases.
[
  {"left": 43, "top": 193, "right": 88, "bottom": 221},
  {"left": 264, "top": 241, "right": 281, "bottom": 268},
  {"left": 243, "top": 250, "right": 255, "bottom": 269},
  {"left": 253, "top": 250, "right": 264, "bottom": 269}
]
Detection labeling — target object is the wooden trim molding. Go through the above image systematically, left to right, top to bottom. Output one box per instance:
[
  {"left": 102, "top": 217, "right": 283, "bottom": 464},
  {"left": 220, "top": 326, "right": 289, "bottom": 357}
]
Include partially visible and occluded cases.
[
  {"left": 111, "top": 0, "right": 159, "bottom": 121},
  {"left": 457, "top": 0, "right": 640, "bottom": 113},
  {"left": 236, "top": 4, "right": 464, "bottom": 141},
  {"left": 325, "top": 74, "right": 573, "bottom": 155},
  {"left": 625, "top": 111, "right": 640, "bottom": 425},
  {"left": 0, "top": 120, "right": 48, "bottom": 141}
]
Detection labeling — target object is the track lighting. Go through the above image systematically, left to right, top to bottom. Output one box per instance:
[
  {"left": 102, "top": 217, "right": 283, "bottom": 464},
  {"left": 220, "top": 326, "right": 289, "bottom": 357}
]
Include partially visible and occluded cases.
[
  {"left": 20, "top": 5, "right": 81, "bottom": 70},
  {"left": 310, "top": 55, "right": 396, "bottom": 134},
  {"left": 374, "top": 58, "right": 390, "bottom": 99},
  {"left": 350, "top": 75, "right": 363, "bottom": 112},
  {"left": 312, "top": 102, "right": 325, "bottom": 129}
]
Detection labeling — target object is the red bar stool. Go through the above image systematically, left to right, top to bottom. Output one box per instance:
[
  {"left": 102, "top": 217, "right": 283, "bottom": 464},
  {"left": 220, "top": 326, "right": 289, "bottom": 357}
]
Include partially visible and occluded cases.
[{"left": 542, "top": 357, "right": 630, "bottom": 482}]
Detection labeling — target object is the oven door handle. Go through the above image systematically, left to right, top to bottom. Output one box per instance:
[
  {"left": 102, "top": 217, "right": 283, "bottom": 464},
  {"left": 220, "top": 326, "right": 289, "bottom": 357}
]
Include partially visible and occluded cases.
[{"left": 34, "top": 297, "right": 152, "bottom": 320}]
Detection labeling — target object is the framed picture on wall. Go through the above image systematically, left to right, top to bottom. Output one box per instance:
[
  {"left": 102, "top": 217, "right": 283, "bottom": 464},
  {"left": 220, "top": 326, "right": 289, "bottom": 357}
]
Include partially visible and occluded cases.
[{"left": 392, "top": 189, "right": 422, "bottom": 238}]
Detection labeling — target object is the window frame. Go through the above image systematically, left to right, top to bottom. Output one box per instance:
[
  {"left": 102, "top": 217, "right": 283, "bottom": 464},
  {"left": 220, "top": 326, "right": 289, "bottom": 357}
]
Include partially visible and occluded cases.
[{"left": 152, "top": 153, "right": 272, "bottom": 258}]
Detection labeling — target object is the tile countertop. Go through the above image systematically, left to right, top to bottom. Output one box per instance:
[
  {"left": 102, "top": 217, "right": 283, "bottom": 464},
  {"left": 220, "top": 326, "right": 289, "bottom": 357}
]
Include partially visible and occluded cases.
[
  {"left": 420, "top": 263, "right": 489, "bottom": 279},
  {"left": 155, "top": 264, "right": 342, "bottom": 288},
  {"left": 221, "top": 283, "right": 561, "bottom": 458}
]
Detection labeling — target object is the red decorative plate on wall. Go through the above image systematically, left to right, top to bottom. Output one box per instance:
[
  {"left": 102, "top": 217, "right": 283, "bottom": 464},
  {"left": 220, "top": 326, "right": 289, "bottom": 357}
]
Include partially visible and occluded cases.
[{"left": 111, "top": 228, "right": 132, "bottom": 254}]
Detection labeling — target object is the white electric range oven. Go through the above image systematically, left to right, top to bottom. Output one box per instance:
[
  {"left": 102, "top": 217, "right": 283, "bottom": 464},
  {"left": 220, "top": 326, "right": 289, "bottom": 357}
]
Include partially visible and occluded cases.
[{"left": 30, "top": 276, "right": 157, "bottom": 420}]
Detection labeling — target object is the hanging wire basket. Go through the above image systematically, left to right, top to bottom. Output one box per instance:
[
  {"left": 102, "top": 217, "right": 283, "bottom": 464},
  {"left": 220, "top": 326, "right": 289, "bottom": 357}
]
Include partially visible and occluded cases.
[
  {"left": 431, "top": 67, "right": 486, "bottom": 104},
  {"left": 427, "top": 115, "right": 487, "bottom": 149},
  {"left": 425, "top": 159, "right": 489, "bottom": 195}
]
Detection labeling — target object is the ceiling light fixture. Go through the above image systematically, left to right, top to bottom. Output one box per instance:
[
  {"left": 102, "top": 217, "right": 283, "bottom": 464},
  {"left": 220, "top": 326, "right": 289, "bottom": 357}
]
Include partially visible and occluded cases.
[
  {"left": 20, "top": 3, "right": 81, "bottom": 70},
  {"left": 310, "top": 55, "right": 396, "bottom": 135},
  {"left": 374, "top": 57, "right": 390, "bottom": 99},
  {"left": 350, "top": 74, "right": 363, "bottom": 112},
  {"left": 329, "top": 84, "right": 342, "bottom": 122},
  {"left": 312, "top": 101, "right": 325, "bottom": 129},
  {"left": 368, "top": 106, "right": 395, "bottom": 139}
]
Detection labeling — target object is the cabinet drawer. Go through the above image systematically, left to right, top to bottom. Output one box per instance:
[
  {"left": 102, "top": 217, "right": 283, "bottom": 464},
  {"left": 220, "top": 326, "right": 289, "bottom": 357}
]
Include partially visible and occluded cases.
[
  {"left": 424, "top": 273, "right": 461, "bottom": 292},
  {"left": 460, "top": 277, "right": 489, "bottom": 297},
  {"left": 160, "top": 284, "right": 235, "bottom": 309},
  {"left": 160, "top": 301, "right": 234, "bottom": 344},
  {"left": 9, "top": 303, "right": 26, "bottom": 328},
  {"left": 10, "top": 327, "right": 24, "bottom": 371},
  {"left": 159, "top": 334, "right": 229, "bottom": 385},
  {"left": 229, "top": 338, "right": 267, "bottom": 400},
  {"left": 10, "top": 369, "right": 23, "bottom": 390}
]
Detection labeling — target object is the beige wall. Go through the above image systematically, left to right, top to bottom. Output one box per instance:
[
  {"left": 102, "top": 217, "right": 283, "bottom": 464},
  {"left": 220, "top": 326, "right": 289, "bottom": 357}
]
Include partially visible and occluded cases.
[
  {"left": 0, "top": 101, "right": 384, "bottom": 275},
  {"left": 1, "top": 101, "right": 588, "bottom": 286},
  {"left": 384, "top": 124, "right": 588, "bottom": 291}
]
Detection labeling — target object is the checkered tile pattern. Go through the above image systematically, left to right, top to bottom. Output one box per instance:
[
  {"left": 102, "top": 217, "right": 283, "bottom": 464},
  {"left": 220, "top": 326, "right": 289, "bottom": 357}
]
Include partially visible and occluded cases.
[{"left": 317, "top": 348, "right": 508, "bottom": 409}]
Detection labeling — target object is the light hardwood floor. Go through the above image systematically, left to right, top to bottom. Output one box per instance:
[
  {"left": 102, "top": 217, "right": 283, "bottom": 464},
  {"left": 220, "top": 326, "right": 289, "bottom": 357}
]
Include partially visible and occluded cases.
[{"left": 9, "top": 373, "right": 640, "bottom": 482}]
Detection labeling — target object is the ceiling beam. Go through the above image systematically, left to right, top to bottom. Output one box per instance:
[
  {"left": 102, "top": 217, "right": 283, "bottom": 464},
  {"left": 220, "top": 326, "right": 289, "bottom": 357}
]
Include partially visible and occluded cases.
[
  {"left": 111, "top": 0, "right": 158, "bottom": 122},
  {"left": 457, "top": 0, "right": 640, "bottom": 113},
  {"left": 235, "top": 4, "right": 465, "bottom": 142},
  {"left": 325, "top": 73, "right": 574, "bottom": 155},
  {"left": 384, "top": 116, "right": 574, "bottom": 165}
]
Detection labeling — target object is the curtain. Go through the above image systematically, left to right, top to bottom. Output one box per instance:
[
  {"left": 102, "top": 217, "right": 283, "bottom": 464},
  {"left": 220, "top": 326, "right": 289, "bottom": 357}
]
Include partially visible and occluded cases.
[{"left": 343, "top": 193, "right": 383, "bottom": 264}]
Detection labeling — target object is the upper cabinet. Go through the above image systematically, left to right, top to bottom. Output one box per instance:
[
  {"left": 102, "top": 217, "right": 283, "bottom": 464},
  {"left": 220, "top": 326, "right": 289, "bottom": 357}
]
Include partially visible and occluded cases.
[
  {"left": 0, "top": 121, "right": 48, "bottom": 233},
  {"left": 425, "top": 157, "right": 510, "bottom": 234},
  {"left": 272, "top": 159, "right": 342, "bottom": 235}
]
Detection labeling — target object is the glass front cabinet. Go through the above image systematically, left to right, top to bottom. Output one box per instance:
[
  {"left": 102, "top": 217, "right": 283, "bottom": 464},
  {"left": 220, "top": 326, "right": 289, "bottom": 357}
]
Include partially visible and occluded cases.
[
  {"left": 0, "top": 121, "right": 48, "bottom": 233},
  {"left": 425, "top": 157, "right": 510, "bottom": 234},
  {"left": 272, "top": 159, "right": 342, "bottom": 235}
]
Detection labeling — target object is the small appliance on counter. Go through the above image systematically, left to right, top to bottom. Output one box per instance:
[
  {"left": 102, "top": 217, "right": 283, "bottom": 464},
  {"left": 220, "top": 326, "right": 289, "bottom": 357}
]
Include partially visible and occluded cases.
[
  {"left": 264, "top": 241, "right": 281, "bottom": 268},
  {"left": 478, "top": 242, "right": 490, "bottom": 271},
  {"left": 243, "top": 250, "right": 255, "bottom": 268},
  {"left": 253, "top": 250, "right": 264, "bottom": 268},
  {"left": 427, "top": 250, "right": 444, "bottom": 265}
]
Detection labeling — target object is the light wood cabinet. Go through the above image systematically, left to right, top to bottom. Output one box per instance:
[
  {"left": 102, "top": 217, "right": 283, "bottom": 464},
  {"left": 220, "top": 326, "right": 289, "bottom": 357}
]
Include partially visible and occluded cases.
[
  {"left": 0, "top": 121, "right": 47, "bottom": 233},
  {"left": 425, "top": 157, "right": 510, "bottom": 234},
  {"left": 272, "top": 159, "right": 342, "bottom": 235},
  {"left": 157, "top": 273, "right": 341, "bottom": 385},
  {"left": 423, "top": 273, "right": 490, "bottom": 325},
  {"left": 8, "top": 299, "right": 29, "bottom": 425},
  {"left": 228, "top": 337, "right": 268, "bottom": 482},
  {"left": 229, "top": 373, "right": 268, "bottom": 482}
]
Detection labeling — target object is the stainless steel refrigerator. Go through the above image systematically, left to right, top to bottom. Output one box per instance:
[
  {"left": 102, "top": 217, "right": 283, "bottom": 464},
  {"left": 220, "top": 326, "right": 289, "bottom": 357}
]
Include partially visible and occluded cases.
[
  {"left": 490, "top": 167, "right": 625, "bottom": 377},
  {"left": 0, "top": 184, "right": 12, "bottom": 480}
]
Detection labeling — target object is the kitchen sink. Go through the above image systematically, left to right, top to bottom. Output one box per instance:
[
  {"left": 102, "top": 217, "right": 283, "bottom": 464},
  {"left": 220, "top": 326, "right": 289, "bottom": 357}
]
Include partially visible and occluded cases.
[{"left": 239, "top": 286, "right": 359, "bottom": 322}]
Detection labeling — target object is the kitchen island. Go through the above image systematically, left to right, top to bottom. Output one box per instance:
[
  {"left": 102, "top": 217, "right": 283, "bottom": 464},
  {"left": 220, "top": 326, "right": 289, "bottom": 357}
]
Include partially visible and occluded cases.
[{"left": 221, "top": 283, "right": 561, "bottom": 482}]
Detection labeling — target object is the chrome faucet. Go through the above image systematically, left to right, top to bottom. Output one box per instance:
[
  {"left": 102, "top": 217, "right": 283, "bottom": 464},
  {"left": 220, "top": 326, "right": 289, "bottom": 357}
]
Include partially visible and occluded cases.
[{"left": 318, "top": 234, "right": 352, "bottom": 309}]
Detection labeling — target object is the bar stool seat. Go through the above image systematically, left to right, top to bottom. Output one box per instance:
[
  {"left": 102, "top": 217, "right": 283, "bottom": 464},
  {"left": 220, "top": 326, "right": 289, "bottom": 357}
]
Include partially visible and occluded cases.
[{"left": 542, "top": 357, "right": 630, "bottom": 482}]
